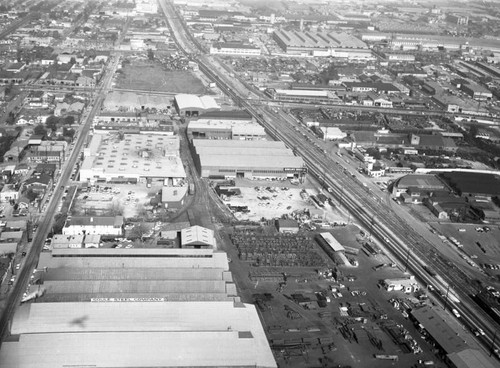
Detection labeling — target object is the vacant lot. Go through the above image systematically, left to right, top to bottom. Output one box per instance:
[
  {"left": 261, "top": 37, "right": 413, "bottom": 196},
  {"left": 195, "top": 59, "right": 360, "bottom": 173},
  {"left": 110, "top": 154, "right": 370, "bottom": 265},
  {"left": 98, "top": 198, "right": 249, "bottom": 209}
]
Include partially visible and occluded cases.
[{"left": 116, "top": 60, "right": 206, "bottom": 94}]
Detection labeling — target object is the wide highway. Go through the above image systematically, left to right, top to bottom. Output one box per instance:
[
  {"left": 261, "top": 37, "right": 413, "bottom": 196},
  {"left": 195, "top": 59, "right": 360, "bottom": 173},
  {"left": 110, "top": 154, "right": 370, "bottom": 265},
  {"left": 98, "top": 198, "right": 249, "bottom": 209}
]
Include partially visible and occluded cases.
[{"left": 160, "top": 0, "right": 500, "bottom": 357}]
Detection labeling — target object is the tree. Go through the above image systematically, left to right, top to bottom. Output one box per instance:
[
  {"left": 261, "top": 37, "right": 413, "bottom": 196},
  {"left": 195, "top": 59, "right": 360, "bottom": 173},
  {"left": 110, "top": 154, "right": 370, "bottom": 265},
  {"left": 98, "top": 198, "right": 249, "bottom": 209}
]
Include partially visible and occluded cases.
[
  {"left": 147, "top": 49, "right": 154, "bottom": 61},
  {"left": 6, "top": 112, "right": 15, "bottom": 125},
  {"left": 45, "top": 115, "right": 59, "bottom": 131},
  {"left": 64, "top": 115, "right": 75, "bottom": 125},
  {"left": 33, "top": 124, "right": 46, "bottom": 136},
  {"left": 63, "top": 127, "right": 75, "bottom": 138},
  {"left": 25, "top": 189, "right": 38, "bottom": 202},
  {"left": 130, "top": 222, "right": 149, "bottom": 240}
]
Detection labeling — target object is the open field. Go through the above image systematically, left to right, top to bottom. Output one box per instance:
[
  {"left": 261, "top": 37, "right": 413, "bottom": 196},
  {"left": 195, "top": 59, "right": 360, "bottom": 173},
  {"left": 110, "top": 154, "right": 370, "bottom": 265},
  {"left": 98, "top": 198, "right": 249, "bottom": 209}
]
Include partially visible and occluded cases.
[{"left": 116, "top": 60, "right": 207, "bottom": 93}]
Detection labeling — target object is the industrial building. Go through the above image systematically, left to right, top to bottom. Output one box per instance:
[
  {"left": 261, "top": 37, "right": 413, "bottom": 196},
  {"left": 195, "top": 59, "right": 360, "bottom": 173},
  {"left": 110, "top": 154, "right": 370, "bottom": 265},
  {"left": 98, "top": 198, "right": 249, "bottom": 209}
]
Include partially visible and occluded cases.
[
  {"left": 272, "top": 30, "right": 372, "bottom": 59},
  {"left": 209, "top": 42, "right": 261, "bottom": 56},
  {"left": 265, "top": 88, "right": 340, "bottom": 104},
  {"left": 174, "top": 94, "right": 220, "bottom": 117},
  {"left": 187, "top": 117, "right": 266, "bottom": 141},
  {"left": 80, "top": 133, "right": 186, "bottom": 184},
  {"left": 191, "top": 139, "right": 306, "bottom": 180},
  {"left": 439, "top": 172, "right": 500, "bottom": 198},
  {"left": 392, "top": 174, "right": 449, "bottom": 197},
  {"left": 62, "top": 216, "right": 124, "bottom": 236},
  {"left": 181, "top": 225, "right": 216, "bottom": 248},
  {"left": 33, "top": 248, "right": 236, "bottom": 302},
  {"left": 1, "top": 301, "right": 276, "bottom": 368},
  {"left": 409, "top": 306, "right": 496, "bottom": 368}
]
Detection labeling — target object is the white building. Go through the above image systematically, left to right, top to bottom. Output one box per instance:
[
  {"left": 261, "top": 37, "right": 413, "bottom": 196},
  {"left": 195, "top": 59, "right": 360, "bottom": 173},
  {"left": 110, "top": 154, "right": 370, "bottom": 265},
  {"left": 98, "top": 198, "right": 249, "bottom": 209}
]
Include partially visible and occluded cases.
[
  {"left": 210, "top": 42, "right": 261, "bottom": 56},
  {"left": 320, "top": 127, "right": 347, "bottom": 141},
  {"left": 80, "top": 134, "right": 186, "bottom": 185},
  {"left": 62, "top": 216, "right": 124, "bottom": 236},
  {"left": 181, "top": 225, "right": 216, "bottom": 249},
  {"left": 51, "top": 234, "right": 85, "bottom": 249}
]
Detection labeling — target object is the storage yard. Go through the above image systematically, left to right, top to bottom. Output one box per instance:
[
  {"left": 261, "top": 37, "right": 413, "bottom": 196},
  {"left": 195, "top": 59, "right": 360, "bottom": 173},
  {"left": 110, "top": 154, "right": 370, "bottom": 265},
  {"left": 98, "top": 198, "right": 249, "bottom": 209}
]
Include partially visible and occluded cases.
[{"left": 221, "top": 222, "right": 445, "bottom": 368}]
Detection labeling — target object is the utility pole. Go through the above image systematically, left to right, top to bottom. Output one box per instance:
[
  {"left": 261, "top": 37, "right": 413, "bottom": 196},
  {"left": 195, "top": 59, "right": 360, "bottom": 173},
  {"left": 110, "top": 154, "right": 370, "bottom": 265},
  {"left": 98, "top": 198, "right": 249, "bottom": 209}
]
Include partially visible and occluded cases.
[
  {"left": 404, "top": 245, "right": 411, "bottom": 273},
  {"left": 443, "top": 284, "right": 450, "bottom": 311},
  {"left": 490, "top": 330, "right": 498, "bottom": 357}
]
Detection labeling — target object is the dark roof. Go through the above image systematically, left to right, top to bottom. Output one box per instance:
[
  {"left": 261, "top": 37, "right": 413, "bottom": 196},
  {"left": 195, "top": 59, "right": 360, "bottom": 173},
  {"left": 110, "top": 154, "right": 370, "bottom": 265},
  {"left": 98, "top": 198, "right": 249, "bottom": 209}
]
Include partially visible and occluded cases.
[
  {"left": 214, "top": 42, "right": 259, "bottom": 50},
  {"left": 343, "top": 82, "right": 400, "bottom": 92},
  {"left": 196, "top": 110, "right": 252, "bottom": 121},
  {"left": 417, "top": 134, "right": 456, "bottom": 148},
  {"left": 439, "top": 172, "right": 500, "bottom": 197},
  {"left": 25, "top": 173, "right": 51, "bottom": 186},
  {"left": 277, "top": 219, "right": 299, "bottom": 228},
  {"left": 410, "top": 306, "right": 468, "bottom": 354}
]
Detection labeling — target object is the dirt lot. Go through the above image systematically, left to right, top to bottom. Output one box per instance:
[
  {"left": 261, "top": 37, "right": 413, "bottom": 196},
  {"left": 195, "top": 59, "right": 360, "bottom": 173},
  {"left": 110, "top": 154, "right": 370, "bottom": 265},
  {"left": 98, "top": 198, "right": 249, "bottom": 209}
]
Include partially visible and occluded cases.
[{"left": 116, "top": 60, "right": 207, "bottom": 93}]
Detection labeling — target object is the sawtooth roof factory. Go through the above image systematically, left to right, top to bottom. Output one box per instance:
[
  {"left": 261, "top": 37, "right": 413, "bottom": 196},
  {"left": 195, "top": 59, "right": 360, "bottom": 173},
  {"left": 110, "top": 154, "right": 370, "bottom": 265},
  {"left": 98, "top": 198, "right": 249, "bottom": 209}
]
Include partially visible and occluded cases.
[
  {"left": 273, "top": 30, "right": 373, "bottom": 59},
  {"left": 80, "top": 133, "right": 186, "bottom": 185},
  {"left": 191, "top": 139, "right": 307, "bottom": 180}
]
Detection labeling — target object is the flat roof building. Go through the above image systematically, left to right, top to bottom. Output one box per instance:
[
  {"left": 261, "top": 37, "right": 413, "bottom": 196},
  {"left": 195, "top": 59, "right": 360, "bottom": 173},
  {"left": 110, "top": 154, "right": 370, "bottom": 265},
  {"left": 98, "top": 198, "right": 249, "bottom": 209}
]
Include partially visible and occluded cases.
[
  {"left": 187, "top": 118, "right": 266, "bottom": 141},
  {"left": 80, "top": 133, "right": 186, "bottom": 185},
  {"left": 192, "top": 139, "right": 306, "bottom": 180},
  {"left": 62, "top": 216, "right": 124, "bottom": 236},
  {"left": 2, "top": 301, "right": 276, "bottom": 368}
]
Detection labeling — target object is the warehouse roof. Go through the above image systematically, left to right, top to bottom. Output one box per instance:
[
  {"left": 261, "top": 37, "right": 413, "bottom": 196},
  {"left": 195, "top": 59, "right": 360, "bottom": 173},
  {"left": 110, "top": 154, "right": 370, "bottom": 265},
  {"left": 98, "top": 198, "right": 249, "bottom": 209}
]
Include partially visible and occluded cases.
[
  {"left": 175, "top": 94, "right": 219, "bottom": 111},
  {"left": 196, "top": 110, "right": 252, "bottom": 121},
  {"left": 81, "top": 134, "right": 186, "bottom": 180},
  {"left": 193, "top": 139, "right": 285, "bottom": 149},
  {"left": 195, "top": 146, "right": 292, "bottom": 157},
  {"left": 200, "top": 154, "right": 304, "bottom": 169},
  {"left": 439, "top": 172, "right": 500, "bottom": 196},
  {"left": 396, "top": 174, "right": 447, "bottom": 190},
  {"left": 64, "top": 216, "right": 124, "bottom": 228},
  {"left": 181, "top": 225, "right": 216, "bottom": 248},
  {"left": 318, "top": 232, "right": 345, "bottom": 252},
  {"left": 38, "top": 249, "right": 230, "bottom": 270},
  {"left": 41, "top": 267, "right": 230, "bottom": 282},
  {"left": 41, "top": 279, "right": 230, "bottom": 295},
  {"left": 12, "top": 301, "right": 259, "bottom": 334},
  {"left": 4, "top": 302, "right": 276, "bottom": 368},
  {"left": 410, "top": 306, "right": 468, "bottom": 354},
  {"left": 0, "top": 331, "right": 276, "bottom": 368},
  {"left": 447, "top": 348, "right": 498, "bottom": 368}
]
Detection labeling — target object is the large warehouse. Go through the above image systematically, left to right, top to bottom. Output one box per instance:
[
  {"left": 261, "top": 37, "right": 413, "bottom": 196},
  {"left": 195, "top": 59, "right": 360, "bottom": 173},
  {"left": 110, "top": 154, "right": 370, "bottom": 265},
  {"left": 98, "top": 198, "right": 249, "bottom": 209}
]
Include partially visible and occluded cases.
[
  {"left": 273, "top": 30, "right": 372, "bottom": 58},
  {"left": 174, "top": 94, "right": 220, "bottom": 117},
  {"left": 187, "top": 118, "right": 266, "bottom": 141},
  {"left": 80, "top": 133, "right": 186, "bottom": 184},
  {"left": 192, "top": 139, "right": 307, "bottom": 179},
  {"left": 1, "top": 301, "right": 276, "bottom": 368}
]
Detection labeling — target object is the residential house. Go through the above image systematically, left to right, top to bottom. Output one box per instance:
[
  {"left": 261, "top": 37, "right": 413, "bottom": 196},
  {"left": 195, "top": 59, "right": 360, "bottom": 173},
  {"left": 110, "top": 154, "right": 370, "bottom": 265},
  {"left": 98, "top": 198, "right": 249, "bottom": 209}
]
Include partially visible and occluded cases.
[{"left": 24, "top": 173, "right": 52, "bottom": 194}]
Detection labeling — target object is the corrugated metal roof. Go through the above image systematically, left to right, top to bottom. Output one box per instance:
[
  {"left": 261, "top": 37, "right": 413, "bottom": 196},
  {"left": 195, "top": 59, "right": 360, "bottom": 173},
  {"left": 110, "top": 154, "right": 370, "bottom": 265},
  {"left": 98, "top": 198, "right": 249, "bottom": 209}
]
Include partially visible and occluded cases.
[{"left": 6, "top": 302, "right": 276, "bottom": 368}]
